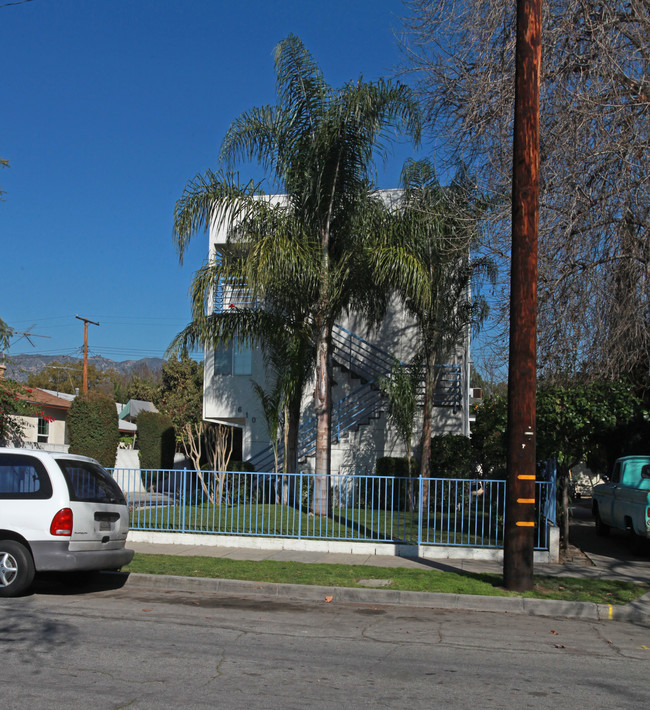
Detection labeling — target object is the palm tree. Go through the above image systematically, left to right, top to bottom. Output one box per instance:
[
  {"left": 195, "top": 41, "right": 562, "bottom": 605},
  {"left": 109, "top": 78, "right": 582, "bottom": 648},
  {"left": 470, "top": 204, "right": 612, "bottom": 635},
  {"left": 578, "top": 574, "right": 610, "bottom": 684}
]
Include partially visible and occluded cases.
[
  {"left": 172, "top": 35, "right": 421, "bottom": 515},
  {"left": 373, "top": 159, "right": 494, "bottom": 506},
  {"left": 170, "top": 200, "right": 316, "bottom": 477},
  {"left": 379, "top": 359, "right": 419, "bottom": 473}
]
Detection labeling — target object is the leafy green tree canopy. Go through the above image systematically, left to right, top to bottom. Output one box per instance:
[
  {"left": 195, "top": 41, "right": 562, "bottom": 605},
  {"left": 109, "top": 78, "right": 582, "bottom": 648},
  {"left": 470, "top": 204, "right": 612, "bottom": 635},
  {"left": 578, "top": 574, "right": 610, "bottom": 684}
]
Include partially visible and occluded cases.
[
  {"left": 373, "top": 158, "right": 495, "bottom": 481},
  {"left": 155, "top": 353, "right": 203, "bottom": 436},
  {"left": 0, "top": 378, "right": 35, "bottom": 446},
  {"left": 472, "top": 379, "right": 650, "bottom": 478},
  {"left": 429, "top": 434, "right": 475, "bottom": 479}
]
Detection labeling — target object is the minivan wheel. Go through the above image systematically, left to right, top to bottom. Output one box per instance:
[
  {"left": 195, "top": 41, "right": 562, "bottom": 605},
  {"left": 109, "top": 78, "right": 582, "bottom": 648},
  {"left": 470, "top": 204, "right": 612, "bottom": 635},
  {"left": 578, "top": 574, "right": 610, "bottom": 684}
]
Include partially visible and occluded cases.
[{"left": 0, "top": 541, "right": 36, "bottom": 597}]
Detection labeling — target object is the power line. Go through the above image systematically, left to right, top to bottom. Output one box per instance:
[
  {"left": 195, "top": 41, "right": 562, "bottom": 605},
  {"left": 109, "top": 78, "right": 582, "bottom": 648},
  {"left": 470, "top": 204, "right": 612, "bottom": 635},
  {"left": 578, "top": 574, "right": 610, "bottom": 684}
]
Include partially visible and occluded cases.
[{"left": 0, "top": 0, "right": 35, "bottom": 7}]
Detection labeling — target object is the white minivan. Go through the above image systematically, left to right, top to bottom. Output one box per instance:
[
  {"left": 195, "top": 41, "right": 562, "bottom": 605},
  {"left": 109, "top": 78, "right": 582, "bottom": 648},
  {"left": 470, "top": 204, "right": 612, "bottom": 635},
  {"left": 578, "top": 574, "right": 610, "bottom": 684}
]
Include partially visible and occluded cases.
[{"left": 0, "top": 448, "right": 134, "bottom": 597}]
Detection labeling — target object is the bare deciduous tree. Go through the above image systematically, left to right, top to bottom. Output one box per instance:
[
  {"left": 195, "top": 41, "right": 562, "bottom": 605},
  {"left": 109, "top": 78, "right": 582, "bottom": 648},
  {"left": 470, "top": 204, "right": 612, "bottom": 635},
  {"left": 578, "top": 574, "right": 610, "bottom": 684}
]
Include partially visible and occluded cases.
[
  {"left": 402, "top": 0, "right": 650, "bottom": 386},
  {"left": 181, "top": 421, "right": 233, "bottom": 504}
]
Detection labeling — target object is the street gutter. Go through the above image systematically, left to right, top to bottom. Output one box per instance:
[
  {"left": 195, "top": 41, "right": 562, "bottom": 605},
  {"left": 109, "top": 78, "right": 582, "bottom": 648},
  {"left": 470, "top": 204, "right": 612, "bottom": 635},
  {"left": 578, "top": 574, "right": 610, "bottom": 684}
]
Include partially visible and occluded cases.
[{"left": 121, "top": 572, "right": 650, "bottom": 624}]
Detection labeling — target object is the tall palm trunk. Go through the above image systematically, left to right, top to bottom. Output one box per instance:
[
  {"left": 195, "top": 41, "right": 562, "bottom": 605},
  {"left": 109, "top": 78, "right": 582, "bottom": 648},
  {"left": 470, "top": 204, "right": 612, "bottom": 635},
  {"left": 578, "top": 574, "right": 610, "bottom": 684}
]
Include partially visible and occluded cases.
[
  {"left": 312, "top": 318, "right": 332, "bottom": 516},
  {"left": 419, "top": 349, "right": 437, "bottom": 511},
  {"left": 283, "top": 394, "right": 301, "bottom": 505},
  {"left": 284, "top": 395, "right": 300, "bottom": 474}
]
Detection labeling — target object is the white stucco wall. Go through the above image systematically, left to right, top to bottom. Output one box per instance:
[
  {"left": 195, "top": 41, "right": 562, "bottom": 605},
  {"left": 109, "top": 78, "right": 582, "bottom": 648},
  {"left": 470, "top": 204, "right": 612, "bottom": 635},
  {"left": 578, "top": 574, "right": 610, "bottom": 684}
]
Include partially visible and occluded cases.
[{"left": 13, "top": 410, "right": 68, "bottom": 447}]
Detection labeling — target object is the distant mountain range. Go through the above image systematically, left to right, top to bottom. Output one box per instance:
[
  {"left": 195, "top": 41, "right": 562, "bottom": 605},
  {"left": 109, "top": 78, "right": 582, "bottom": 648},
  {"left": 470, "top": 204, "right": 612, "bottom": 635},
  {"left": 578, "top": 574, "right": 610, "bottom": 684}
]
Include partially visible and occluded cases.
[{"left": 3, "top": 353, "right": 166, "bottom": 383}]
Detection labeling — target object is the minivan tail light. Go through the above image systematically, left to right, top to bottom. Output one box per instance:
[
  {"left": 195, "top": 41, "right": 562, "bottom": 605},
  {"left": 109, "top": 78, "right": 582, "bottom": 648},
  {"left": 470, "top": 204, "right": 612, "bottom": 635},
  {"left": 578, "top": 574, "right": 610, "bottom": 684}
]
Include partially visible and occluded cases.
[{"left": 50, "top": 508, "right": 73, "bottom": 536}]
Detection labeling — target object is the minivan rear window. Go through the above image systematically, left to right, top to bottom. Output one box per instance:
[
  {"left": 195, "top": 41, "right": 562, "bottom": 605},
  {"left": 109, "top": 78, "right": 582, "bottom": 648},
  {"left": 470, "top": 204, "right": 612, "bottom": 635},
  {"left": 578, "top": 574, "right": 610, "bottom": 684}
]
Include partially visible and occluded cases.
[
  {"left": 0, "top": 454, "right": 53, "bottom": 499},
  {"left": 56, "top": 459, "right": 126, "bottom": 505}
]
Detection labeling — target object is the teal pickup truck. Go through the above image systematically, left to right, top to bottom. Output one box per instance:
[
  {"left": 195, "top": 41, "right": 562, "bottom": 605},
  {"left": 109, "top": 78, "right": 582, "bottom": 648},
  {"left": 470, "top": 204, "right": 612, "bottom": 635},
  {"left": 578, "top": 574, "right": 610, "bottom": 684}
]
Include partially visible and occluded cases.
[{"left": 592, "top": 456, "right": 650, "bottom": 540}]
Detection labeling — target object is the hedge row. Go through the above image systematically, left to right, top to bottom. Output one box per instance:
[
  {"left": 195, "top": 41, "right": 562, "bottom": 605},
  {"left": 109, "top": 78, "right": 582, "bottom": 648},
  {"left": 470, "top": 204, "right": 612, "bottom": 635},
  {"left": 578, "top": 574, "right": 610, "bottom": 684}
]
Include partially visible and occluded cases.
[
  {"left": 67, "top": 392, "right": 120, "bottom": 468},
  {"left": 137, "top": 410, "right": 176, "bottom": 470}
]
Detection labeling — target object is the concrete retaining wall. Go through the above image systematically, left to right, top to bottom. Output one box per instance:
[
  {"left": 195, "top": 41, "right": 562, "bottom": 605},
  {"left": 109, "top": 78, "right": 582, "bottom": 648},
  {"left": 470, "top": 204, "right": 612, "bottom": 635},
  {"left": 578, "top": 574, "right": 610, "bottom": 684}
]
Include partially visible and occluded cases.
[{"left": 128, "top": 528, "right": 559, "bottom": 563}]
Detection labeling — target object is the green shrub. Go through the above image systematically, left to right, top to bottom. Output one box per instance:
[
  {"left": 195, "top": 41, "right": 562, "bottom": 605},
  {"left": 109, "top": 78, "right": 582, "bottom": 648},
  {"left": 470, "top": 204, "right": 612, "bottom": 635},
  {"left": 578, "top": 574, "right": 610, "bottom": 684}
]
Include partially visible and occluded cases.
[
  {"left": 68, "top": 391, "right": 120, "bottom": 468},
  {"left": 137, "top": 410, "right": 175, "bottom": 470},
  {"left": 430, "top": 434, "right": 475, "bottom": 479},
  {"left": 375, "top": 456, "right": 416, "bottom": 478},
  {"left": 360, "top": 457, "right": 417, "bottom": 510},
  {"left": 222, "top": 460, "right": 255, "bottom": 504},
  {"left": 227, "top": 460, "right": 255, "bottom": 473}
]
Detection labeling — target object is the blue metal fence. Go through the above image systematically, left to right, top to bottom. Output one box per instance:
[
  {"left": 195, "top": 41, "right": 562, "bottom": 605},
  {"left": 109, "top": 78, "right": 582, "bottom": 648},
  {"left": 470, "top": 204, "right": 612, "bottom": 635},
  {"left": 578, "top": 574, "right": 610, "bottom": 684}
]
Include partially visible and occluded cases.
[{"left": 109, "top": 468, "right": 553, "bottom": 551}]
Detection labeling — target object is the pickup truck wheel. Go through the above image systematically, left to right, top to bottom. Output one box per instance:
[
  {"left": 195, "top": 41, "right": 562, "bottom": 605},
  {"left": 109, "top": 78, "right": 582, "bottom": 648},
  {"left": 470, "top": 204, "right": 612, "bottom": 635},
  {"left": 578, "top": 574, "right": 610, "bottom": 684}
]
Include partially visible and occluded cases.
[
  {"left": 594, "top": 509, "right": 610, "bottom": 537},
  {"left": 0, "top": 540, "right": 36, "bottom": 598}
]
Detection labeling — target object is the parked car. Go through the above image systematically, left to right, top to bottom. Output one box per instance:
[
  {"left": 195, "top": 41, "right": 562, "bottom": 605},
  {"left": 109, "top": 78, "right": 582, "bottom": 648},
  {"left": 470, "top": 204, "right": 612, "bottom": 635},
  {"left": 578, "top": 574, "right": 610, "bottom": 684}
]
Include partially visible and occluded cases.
[
  {"left": 0, "top": 448, "right": 134, "bottom": 597},
  {"left": 592, "top": 455, "right": 650, "bottom": 541}
]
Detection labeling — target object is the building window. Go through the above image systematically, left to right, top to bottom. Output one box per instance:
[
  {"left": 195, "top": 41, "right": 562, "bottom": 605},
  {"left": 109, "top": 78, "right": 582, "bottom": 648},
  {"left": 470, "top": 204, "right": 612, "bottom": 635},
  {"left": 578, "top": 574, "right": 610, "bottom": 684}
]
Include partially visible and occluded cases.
[
  {"left": 214, "top": 338, "right": 252, "bottom": 376},
  {"left": 37, "top": 417, "right": 50, "bottom": 443}
]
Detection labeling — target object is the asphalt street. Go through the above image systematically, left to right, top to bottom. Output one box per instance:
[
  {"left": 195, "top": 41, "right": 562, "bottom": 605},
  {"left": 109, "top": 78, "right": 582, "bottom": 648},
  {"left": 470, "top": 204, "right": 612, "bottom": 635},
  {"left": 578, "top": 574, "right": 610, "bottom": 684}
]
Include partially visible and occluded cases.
[
  {"left": 3, "top": 498, "right": 649, "bottom": 709},
  {"left": 3, "top": 582, "right": 650, "bottom": 710}
]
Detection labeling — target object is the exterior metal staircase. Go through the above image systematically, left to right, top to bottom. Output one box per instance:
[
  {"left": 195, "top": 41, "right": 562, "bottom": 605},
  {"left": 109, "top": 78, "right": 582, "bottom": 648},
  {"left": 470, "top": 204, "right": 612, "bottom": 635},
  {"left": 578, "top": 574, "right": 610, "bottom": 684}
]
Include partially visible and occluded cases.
[
  {"left": 213, "top": 276, "right": 462, "bottom": 472},
  {"left": 248, "top": 324, "right": 462, "bottom": 472}
]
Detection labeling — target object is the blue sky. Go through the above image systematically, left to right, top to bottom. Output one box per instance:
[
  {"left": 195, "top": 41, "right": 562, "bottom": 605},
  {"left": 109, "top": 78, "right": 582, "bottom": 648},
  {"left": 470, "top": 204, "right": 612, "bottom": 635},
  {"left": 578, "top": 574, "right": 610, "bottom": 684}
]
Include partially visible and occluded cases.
[{"left": 2, "top": 0, "right": 425, "bottom": 362}]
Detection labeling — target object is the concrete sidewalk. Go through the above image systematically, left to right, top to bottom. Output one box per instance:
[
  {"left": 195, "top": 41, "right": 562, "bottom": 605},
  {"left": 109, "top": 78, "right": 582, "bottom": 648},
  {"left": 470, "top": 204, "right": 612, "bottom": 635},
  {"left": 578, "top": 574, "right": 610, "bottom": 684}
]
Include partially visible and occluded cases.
[
  {"left": 123, "top": 500, "right": 650, "bottom": 622},
  {"left": 126, "top": 537, "right": 647, "bottom": 583}
]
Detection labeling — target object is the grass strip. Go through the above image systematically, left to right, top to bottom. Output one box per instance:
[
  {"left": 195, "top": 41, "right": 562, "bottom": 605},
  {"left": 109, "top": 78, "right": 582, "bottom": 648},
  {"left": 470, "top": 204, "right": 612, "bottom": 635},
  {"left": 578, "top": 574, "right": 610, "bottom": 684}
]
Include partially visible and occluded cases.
[{"left": 125, "top": 553, "right": 649, "bottom": 605}]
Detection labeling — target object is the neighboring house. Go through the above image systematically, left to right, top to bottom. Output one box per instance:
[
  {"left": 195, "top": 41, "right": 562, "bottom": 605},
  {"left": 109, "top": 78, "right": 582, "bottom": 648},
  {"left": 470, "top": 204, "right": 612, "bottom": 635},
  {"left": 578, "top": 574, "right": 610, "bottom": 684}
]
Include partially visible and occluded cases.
[
  {"left": 202, "top": 194, "right": 473, "bottom": 476},
  {"left": 12, "top": 387, "right": 73, "bottom": 451},
  {"left": 4, "top": 388, "right": 145, "bottom": 452},
  {"left": 117, "top": 399, "right": 157, "bottom": 451},
  {"left": 118, "top": 399, "right": 159, "bottom": 424},
  {"left": 115, "top": 402, "right": 138, "bottom": 443}
]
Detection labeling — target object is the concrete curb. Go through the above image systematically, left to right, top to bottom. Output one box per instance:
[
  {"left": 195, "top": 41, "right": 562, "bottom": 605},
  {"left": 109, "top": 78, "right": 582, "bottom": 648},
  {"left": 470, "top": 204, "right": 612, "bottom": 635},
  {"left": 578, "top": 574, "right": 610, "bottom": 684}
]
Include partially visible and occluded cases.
[{"left": 122, "top": 572, "right": 650, "bottom": 623}]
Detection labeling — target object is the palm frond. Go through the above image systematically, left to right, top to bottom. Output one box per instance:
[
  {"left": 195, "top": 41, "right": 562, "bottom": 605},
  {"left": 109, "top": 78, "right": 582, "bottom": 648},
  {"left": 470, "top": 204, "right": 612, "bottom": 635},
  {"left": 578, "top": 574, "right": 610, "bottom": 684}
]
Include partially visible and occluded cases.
[
  {"left": 273, "top": 34, "right": 328, "bottom": 131},
  {"left": 219, "top": 105, "right": 287, "bottom": 183},
  {"left": 172, "top": 170, "right": 262, "bottom": 263}
]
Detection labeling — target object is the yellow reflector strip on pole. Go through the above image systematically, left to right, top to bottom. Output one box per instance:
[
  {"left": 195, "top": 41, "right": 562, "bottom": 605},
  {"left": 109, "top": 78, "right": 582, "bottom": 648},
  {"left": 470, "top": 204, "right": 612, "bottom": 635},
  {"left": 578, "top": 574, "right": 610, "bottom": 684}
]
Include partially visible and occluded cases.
[
  {"left": 518, "top": 475, "right": 536, "bottom": 480},
  {"left": 517, "top": 498, "right": 535, "bottom": 504},
  {"left": 516, "top": 521, "right": 535, "bottom": 527}
]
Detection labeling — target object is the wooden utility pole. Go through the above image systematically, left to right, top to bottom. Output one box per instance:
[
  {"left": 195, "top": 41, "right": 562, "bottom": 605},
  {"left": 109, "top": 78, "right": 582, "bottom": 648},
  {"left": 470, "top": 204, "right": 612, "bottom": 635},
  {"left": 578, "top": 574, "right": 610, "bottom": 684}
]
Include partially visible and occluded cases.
[
  {"left": 503, "top": 0, "right": 542, "bottom": 592},
  {"left": 75, "top": 315, "right": 99, "bottom": 394}
]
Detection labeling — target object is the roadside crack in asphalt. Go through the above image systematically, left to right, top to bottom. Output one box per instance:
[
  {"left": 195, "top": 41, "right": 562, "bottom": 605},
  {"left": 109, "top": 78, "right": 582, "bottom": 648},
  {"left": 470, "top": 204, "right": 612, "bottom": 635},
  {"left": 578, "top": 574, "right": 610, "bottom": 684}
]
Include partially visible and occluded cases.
[
  {"left": 359, "top": 609, "right": 393, "bottom": 644},
  {"left": 592, "top": 624, "right": 624, "bottom": 657},
  {"left": 202, "top": 629, "right": 249, "bottom": 687},
  {"left": 212, "top": 652, "right": 226, "bottom": 682}
]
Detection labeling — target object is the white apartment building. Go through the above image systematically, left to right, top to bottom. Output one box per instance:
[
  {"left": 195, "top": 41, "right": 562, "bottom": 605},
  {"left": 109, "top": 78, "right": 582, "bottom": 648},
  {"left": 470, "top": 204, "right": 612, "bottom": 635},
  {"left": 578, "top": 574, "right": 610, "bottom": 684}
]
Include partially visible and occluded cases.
[{"left": 202, "top": 195, "right": 472, "bottom": 475}]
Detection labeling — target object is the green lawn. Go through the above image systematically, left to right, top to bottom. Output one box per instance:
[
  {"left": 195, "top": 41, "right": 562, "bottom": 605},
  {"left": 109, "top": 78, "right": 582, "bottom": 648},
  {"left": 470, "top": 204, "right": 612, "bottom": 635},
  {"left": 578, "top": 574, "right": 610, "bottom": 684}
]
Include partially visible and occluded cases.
[
  {"left": 130, "top": 502, "right": 505, "bottom": 547},
  {"left": 124, "top": 552, "right": 649, "bottom": 605}
]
